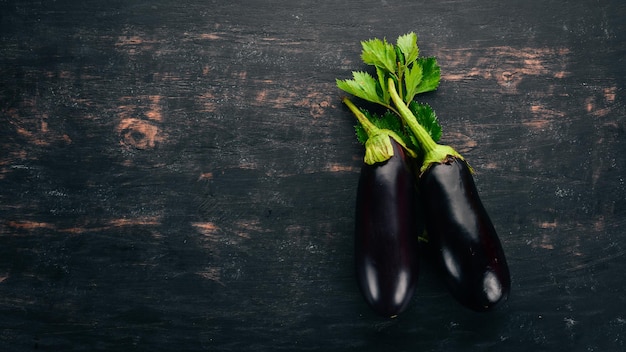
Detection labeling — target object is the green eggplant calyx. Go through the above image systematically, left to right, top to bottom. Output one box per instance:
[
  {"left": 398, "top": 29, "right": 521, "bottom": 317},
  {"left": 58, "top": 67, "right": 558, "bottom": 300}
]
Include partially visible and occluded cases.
[
  {"left": 364, "top": 131, "right": 410, "bottom": 165},
  {"left": 364, "top": 133, "right": 394, "bottom": 165},
  {"left": 422, "top": 146, "right": 465, "bottom": 174}
]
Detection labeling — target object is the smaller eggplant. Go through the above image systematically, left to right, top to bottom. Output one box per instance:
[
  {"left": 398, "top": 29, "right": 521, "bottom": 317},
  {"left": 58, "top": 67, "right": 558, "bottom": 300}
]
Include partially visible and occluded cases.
[
  {"left": 342, "top": 97, "right": 421, "bottom": 317},
  {"left": 354, "top": 137, "right": 421, "bottom": 317},
  {"left": 420, "top": 157, "right": 510, "bottom": 311}
]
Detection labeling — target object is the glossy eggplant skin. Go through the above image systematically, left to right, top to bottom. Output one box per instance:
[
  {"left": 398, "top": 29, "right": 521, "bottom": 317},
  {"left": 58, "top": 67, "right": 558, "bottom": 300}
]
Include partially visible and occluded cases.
[
  {"left": 354, "top": 138, "right": 421, "bottom": 317},
  {"left": 420, "top": 157, "right": 510, "bottom": 312}
]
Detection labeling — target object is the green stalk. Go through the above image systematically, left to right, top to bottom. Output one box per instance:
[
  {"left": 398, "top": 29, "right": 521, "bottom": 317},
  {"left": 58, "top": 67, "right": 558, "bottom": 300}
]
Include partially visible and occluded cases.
[
  {"left": 395, "top": 63, "right": 403, "bottom": 102},
  {"left": 387, "top": 78, "right": 464, "bottom": 174},
  {"left": 342, "top": 97, "right": 416, "bottom": 165},
  {"left": 342, "top": 97, "right": 379, "bottom": 138}
]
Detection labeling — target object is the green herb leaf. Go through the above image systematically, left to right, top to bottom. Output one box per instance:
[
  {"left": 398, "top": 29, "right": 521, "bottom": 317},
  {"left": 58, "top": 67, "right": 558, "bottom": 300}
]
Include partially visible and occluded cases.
[
  {"left": 396, "top": 32, "right": 419, "bottom": 66},
  {"left": 339, "top": 33, "right": 444, "bottom": 156},
  {"left": 361, "top": 38, "right": 397, "bottom": 73},
  {"left": 394, "top": 46, "right": 405, "bottom": 66},
  {"left": 414, "top": 57, "right": 441, "bottom": 94},
  {"left": 403, "top": 63, "right": 423, "bottom": 103},
  {"left": 375, "top": 66, "right": 390, "bottom": 105},
  {"left": 336, "top": 71, "right": 385, "bottom": 105},
  {"left": 408, "top": 101, "right": 441, "bottom": 142},
  {"left": 381, "top": 110, "right": 419, "bottom": 152},
  {"left": 354, "top": 123, "right": 368, "bottom": 144}
]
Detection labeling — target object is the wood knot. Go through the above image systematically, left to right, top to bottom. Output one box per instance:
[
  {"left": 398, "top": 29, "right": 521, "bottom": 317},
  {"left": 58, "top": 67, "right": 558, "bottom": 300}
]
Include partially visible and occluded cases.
[{"left": 117, "top": 118, "right": 163, "bottom": 149}]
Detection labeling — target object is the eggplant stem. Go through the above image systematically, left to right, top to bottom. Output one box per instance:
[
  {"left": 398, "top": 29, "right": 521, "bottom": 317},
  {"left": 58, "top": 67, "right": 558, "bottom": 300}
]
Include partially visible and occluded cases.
[
  {"left": 388, "top": 78, "right": 464, "bottom": 173},
  {"left": 388, "top": 78, "right": 437, "bottom": 153},
  {"left": 342, "top": 97, "right": 379, "bottom": 138}
]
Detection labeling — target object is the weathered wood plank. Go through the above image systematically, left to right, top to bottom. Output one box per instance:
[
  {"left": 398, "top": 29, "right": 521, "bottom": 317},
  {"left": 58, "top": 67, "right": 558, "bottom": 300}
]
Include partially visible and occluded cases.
[{"left": 1, "top": 0, "right": 625, "bottom": 351}]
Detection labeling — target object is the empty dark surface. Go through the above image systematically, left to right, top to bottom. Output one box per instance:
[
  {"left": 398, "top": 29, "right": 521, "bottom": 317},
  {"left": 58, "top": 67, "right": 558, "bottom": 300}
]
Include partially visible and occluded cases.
[{"left": 1, "top": 0, "right": 625, "bottom": 351}]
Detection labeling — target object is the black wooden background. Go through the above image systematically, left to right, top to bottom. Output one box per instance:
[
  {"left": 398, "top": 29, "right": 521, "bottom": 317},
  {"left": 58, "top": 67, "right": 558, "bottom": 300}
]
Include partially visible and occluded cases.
[{"left": 1, "top": 0, "right": 625, "bottom": 351}]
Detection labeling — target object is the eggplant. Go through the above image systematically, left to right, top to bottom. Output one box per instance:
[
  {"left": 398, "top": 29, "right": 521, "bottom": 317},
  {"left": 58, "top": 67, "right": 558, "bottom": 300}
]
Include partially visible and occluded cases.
[
  {"left": 385, "top": 78, "right": 511, "bottom": 311},
  {"left": 354, "top": 137, "right": 421, "bottom": 317},
  {"left": 420, "top": 156, "right": 510, "bottom": 311}
]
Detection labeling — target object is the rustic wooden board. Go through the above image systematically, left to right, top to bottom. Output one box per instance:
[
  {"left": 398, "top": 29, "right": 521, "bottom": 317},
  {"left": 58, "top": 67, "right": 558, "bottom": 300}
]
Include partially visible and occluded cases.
[{"left": 1, "top": 0, "right": 625, "bottom": 351}]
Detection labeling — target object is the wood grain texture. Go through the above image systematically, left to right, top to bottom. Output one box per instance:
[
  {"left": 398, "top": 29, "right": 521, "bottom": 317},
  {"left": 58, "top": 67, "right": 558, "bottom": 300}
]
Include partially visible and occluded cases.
[{"left": 1, "top": 0, "right": 625, "bottom": 351}]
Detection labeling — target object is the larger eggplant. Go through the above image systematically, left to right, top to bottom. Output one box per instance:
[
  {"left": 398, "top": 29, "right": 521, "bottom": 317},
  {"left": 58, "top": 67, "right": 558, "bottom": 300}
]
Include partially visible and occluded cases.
[
  {"left": 387, "top": 78, "right": 511, "bottom": 311},
  {"left": 354, "top": 137, "right": 421, "bottom": 317},
  {"left": 420, "top": 156, "right": 510, "bottom": 311}
]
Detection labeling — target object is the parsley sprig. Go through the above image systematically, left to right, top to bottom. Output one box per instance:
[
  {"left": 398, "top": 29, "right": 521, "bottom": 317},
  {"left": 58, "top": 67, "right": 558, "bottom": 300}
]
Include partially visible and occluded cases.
[{"left": 337, "top": 32, "right": 443, "bottom": 164}]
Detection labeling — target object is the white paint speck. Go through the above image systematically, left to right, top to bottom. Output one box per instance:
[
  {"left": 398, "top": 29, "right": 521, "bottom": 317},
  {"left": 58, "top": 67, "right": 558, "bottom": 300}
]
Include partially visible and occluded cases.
[{"left": 564, "top": 317, "right": 577, "bottom": 328}]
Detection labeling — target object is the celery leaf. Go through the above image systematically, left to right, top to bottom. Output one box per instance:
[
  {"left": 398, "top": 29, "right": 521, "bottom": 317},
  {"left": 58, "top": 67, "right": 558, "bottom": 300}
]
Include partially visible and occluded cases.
[
  {"left": 396, "top": 32, "right": 419, "bottom": 66},
  {"left": 361, "top": 38, "right": 397, "bottom": 73},
  {"left": 414, "top": 57, "right": 441, "bottom": 94},
  {"left": 403, "top": 63, "right": 423, "bottom": 103},
  {"left": 375, "top": 66, "right": 390, "bottom": 105},
  {"left": 336, "top": 71, "right": 385, "bottom": 105}
]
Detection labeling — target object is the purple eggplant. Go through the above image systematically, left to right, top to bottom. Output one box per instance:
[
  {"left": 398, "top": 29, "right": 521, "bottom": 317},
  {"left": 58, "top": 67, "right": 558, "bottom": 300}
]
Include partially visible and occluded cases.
[
  {"left": 388, "top": 78, "right": 511, "bottom": 311},
  {"left": 341, "top": 97, "right": 421, "bottom": 317},
  {"left": 354, "top": 137, "right": 421, "bottom": 317},
  {"left": 420, "top": 156, "right": 510, "bottom": 311}
]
